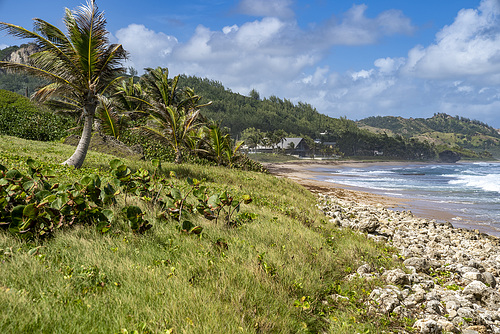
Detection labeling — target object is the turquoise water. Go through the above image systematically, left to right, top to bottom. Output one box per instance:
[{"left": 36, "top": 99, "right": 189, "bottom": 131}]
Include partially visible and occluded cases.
[{"left": 316, "top": 162, "right": 500, "bottom": 233}]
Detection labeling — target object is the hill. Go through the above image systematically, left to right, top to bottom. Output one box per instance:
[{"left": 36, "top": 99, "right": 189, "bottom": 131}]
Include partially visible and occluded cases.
[
  {"left": 0, "top": 44, "right": 45, "bottom": 96},
  {"left": 178, "top": 75, "right": 438, "bottom": 159},
  {"left": 178, "top": 75, "right": 349, "bottom": 140},
  {"left": 0, "top": 89, "right": 75, "bottom": 141},
  {"left": 358, "top": 114, "right": 500, "bottom": 159},
  {"left": 0, "top": 134, "right": 405, "bottom": 333}
]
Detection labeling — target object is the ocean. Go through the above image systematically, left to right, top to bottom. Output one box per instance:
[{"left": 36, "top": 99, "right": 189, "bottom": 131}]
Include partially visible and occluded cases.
[{"left": 314, "top": 162, "right": 500, "bottom": 235}]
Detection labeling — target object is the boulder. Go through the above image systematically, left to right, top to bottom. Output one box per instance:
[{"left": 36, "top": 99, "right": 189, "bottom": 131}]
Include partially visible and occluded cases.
[
  {"left": 439, "top": 150, "right": 461, "bottom": 163},
  {"left": 403, "top": 257, "right": 430, "bottom": 273}
]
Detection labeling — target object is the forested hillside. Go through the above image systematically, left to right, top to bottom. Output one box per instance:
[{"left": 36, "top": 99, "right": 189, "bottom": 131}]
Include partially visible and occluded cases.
[
  {"left": 178, "top": 75, "right": 439, "bottom": 159},
  {"left": 178, "top": 75, "right": 347, "bottom": 140},
  {"left": 359, "top": 114, "right": 500, "bottom": 158}
]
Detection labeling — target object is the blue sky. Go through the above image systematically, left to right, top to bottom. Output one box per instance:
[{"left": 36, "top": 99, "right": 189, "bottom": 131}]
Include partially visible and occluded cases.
[{"left": 1, "top": 0, "right": 500, "bottom": 128}]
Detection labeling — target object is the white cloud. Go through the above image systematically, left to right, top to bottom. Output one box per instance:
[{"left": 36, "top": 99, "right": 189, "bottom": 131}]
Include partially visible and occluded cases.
[
  {"left": 237, "top": 0, "right": 294, "bottom": 19},
  {"left": 403, "top": 0, "right": 500, "bottom": 82},
  {"left": 319, "top": 5, "right": 415, "bottom": 46},
  {"left": 235, "top": 17, "right": 285, "bottom": 49},
  {"left": 115, "top": 24, "right": 178, "bottom": 71},
  {"left": 174, "top": 25, "right": 213, "bottom": 61},
  {"left": 222, "top": 25, "right": 238, "bottom": 34},
  {"left": 0, "top": 43, "right": 8, "bottom": 50},
  {"left": 374, "top": 57, "right": 405, "bottom": 74},
  {"left": 301, "top": 66, "right": 329, "bottom": 86},
  {"left": 351, "top": 69, "right": 374, "bottom": 81}
]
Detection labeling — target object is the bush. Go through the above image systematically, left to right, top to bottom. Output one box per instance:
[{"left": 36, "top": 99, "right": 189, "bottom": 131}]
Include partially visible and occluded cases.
[
  {"left": 0, "top": 90, "right": 75, "bottom": 141},
  {"left": 120, "top": 128, "right": 176, "bottom": 161}
]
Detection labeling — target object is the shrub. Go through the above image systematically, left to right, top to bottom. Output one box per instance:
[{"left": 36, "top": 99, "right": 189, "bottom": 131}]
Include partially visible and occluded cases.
[{"left": 0, "top": 90, "right": 75, "bottom": 141}]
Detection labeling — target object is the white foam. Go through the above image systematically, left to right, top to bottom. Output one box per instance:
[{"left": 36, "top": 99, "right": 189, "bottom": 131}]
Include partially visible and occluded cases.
[{"left": 448, "top": 174, "right": 500, "bottom": 193}]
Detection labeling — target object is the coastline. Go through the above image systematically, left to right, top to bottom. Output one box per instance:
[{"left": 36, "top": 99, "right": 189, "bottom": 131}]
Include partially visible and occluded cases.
[{"left": 265, "top": 160, "right": 500, "bottom": 236}]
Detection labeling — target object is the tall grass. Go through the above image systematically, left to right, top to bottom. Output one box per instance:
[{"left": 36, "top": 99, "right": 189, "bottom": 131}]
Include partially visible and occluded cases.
[{"left": 0, "top": 135, "right": 406, "bottom": 333}]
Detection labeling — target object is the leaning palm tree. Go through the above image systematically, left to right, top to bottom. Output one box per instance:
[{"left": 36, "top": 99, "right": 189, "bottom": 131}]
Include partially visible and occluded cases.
[{"left": 0, "top": 0, "right": 127, "bottom": 168}]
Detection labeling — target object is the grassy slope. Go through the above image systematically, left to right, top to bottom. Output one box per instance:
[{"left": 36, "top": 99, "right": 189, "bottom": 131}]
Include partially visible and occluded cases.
[
  {"left": 358, "top": 115, "right": 500, "bottom": 159},
  {"left": 0, "top": 135, "right": 403, "bottom": 333}
]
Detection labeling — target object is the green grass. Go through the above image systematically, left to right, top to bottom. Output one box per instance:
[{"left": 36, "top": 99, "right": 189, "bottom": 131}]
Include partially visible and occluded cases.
[
  {"left": 0, "top": 135, "right": 406, "bottom": 333},
  {"left": 248, "top": 153, "right": 302, "bottom": 163}
]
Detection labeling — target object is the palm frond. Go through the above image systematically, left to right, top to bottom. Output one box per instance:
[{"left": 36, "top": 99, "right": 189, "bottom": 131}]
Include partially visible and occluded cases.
[
  {"left": 0, "top": 21, "right": 80, "bottom": 80},
  {"left": 93, "top": 44, "right": 128, "bottom": 90},
  {"left": 0, "top": 61, "right": 80, "bottom": 91},
  {"left": 96, "top": 96, "right": 120, "bottom": 138},
  {"left": 137, "top": 125, "right": 170, "bottom": 145}
]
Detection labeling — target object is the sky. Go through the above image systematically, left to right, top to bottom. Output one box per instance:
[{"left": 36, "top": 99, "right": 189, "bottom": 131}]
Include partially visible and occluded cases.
[{"left": 1, "top": 0, "right": 500, "bottom": 128}]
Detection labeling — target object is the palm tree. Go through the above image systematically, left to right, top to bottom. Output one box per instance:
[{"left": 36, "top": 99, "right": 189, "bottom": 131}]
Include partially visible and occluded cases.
[
  {"left": 0, "top": 0, "right": 127, "bottom": 168},
  {"left": 135, "top": 67, "right": 210, "bottom": 164},
  {"left": 113, "top": 76, "right": 145, "bottom": 114},
  {"left": 141, "top": 105, "right": 201, "bottom": 164}
]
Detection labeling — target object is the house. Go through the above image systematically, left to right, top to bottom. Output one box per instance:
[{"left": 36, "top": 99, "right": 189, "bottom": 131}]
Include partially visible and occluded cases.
[
  {"left": 251, "top": 137, "right": 309, "bottom": 156},
  {"left": 277, "top": 138, "right": 309, "bottom": 157}
]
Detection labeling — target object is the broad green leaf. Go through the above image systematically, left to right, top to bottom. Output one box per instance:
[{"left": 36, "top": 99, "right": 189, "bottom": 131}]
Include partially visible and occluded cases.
[
  {"left": 26, "top": 158, "right": 38, "bottom": 169},
  {"left": 109, "top": 159, "right": 123, "bottom": 170},
  {"left": 5, "top": 169, "right": 22, "bottom": 180},
  {"left": 42, "top": 169, "right": 56, "bottom": 178},
  {"left": 80, "top": 175, "right": 93, "bottom": 186},
  {"left": 22, "top": 180, "right": 35, "bottom": 191},
  {"left": 170, "top": 188, "right": 182, "bottom": 201},
  {"left": 51, "top": 193, "right": 69, "bottom": 210},
  {"left": 208, "top": 194, "right": 220, "bottom": 208},
  {"left": 242, "top": 195, "right": 252, "bottom": 204},
  {"left": 23, "top": 203, "right": 38, "bottom": 219},
  {"left": 11, "top": 205, "right": 26, "bottom": 227},
  {"left": 124, "top": 205, "right": 143, "bottom": 221},
  {"left": 102, "top": 209, "right": 114, "bottom": 222},
  {"left": 181, "top": 220, "right": 195, "bottom": 231}
]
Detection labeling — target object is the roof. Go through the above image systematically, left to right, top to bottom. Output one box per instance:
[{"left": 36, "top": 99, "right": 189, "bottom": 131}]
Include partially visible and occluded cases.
[{"left": 277, "top": 137, "right": 304, "bottom": 149}]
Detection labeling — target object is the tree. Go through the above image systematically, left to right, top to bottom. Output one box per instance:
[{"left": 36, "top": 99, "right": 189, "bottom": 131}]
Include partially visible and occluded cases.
[
  {"left": 0, "top": 1, "right": 128, "bottom": 168},
  {"left": 134, "top": 67, "right": 210, "bottom": 164},
  {"left": 249, "top": 88, "right": 260, "bottom": 100},
  {"left": 241, "top": 127, "right": 264, "bottom": 149}
]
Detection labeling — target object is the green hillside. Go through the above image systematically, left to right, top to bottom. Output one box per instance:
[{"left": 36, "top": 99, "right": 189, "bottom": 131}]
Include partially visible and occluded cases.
[
  {"left": 178, "top": 75, "right": 349, "bottom": 140},
  {"left": 178, "top": 76, "right": 439, "bottom": 159},
  {"left": 0, "top": 89, "right": 75, "bottom": 141},
  {"left": 358, "top": 114, "right": 500, "bottom": 159},
  {"left": 0, "top": 134, "right": 408, "bottom": 333}
]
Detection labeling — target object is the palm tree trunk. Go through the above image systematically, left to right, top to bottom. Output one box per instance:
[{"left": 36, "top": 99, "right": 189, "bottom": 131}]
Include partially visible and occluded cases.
[{"left": 63, "top": 114, "right": 93, "bottom": 168}]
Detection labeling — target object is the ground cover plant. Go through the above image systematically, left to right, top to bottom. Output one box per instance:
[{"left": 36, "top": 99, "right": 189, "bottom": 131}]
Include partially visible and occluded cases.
[{"left": 0, "top": 135, "right": 412, "bottom": 333}]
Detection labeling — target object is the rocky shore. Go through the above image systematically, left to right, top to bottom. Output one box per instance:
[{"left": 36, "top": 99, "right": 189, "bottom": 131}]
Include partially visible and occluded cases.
[{"left": 318, "top": 193, "right": 500, "bottom": 334}]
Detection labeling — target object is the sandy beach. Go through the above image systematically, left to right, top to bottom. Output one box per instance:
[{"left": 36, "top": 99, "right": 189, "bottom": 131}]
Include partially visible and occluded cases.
[{"left": 265, "top": 160, "right": 500, "bottom": 236}]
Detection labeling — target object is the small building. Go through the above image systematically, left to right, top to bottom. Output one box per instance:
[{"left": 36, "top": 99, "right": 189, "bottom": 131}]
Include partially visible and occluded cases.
[
  {"left": 251, "top": 137, "right": 309, "bottom": 156},
  {"left": 277, "top": 138, "right": 309, "bottom": 157}
]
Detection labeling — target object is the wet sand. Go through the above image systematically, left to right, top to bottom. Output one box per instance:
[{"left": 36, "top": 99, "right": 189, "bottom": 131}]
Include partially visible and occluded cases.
[{"left": 265, "top": 160, "right": 500, "bottom": 236}]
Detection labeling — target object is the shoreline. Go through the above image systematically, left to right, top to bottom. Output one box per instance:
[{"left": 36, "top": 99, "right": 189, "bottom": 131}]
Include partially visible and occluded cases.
[{"left": 265, "top": 160, "right": 500, "bottom": 237}]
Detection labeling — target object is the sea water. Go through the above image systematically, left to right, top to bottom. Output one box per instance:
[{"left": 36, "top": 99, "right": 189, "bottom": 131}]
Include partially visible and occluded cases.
[{"left": 315, "top": 162, "right": 500, "bottom": 233}]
